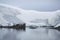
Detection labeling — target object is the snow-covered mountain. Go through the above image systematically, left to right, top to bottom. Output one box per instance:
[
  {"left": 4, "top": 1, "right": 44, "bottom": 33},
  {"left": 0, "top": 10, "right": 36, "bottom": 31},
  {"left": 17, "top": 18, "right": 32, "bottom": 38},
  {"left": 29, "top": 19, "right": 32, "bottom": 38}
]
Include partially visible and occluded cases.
[
  {"left": 0, "top": 3, "right": 60, "bottom": 27},
  {"left": 0, "top": 4, "right": 24, "bottom": 26},
  {"left": 17, "top": 9, "right": 60, "bottom": 26}
]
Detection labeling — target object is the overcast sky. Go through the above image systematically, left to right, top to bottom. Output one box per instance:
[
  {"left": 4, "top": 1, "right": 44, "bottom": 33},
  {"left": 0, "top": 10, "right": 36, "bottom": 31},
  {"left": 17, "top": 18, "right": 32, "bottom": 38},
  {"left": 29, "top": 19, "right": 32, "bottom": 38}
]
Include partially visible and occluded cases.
[{"left": 0, "top": 0, "right": 60, "bottom": 11}]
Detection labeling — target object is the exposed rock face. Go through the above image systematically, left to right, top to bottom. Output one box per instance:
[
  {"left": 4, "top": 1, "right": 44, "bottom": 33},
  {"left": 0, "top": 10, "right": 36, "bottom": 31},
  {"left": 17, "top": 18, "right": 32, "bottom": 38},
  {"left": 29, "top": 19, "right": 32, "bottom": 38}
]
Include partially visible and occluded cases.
[{"left": 12, "top": 23, "right": 26, "bottom": 30}]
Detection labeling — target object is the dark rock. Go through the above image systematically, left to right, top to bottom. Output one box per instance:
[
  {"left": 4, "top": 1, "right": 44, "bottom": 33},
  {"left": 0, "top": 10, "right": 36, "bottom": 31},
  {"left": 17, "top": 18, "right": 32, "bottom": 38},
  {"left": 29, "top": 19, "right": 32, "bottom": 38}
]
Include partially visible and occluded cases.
[
  {"left": 0, "top": 23, "right": 26, "bottom": 31},
  {"left": 29, "top": 25, "right": 38, "bottom": 29},
  {"left": 54, "top": 26, "right": 60, "bottom": 31}
]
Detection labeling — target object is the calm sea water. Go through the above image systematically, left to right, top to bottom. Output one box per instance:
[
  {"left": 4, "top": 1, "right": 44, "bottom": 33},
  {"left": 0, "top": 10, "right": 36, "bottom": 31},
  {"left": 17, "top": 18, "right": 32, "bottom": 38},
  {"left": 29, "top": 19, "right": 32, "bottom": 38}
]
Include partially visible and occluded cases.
[{"left": 0, "top": 27, "right": 60, "bottom": 40}]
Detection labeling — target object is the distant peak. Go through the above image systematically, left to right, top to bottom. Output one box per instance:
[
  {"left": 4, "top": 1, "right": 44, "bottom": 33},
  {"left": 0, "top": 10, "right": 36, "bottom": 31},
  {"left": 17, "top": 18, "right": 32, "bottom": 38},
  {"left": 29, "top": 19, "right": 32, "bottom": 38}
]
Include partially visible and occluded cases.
[{"left": 0, "top": 3, "right": 23, "bottom": 11}]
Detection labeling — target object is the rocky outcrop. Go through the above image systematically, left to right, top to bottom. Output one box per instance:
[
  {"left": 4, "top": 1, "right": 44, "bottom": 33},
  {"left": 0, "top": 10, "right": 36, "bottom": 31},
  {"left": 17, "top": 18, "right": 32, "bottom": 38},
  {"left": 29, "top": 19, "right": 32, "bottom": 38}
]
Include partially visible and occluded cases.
[{"left": 0, "top": 23, "right": 26, "bottom": 30}]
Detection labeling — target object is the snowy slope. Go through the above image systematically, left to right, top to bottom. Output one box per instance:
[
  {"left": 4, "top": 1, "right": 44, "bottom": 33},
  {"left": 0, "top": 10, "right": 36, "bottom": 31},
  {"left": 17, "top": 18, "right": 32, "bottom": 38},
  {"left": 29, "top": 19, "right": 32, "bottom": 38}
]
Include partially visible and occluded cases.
[
  {"left": 0, "top": 3, "right": 60, "bottom": 27},
  {"left": 0, "top": 4, "right": 24, "bottom": 26},
  {"left": 17, "top": 9, "right": 60, "bottom": 26}
]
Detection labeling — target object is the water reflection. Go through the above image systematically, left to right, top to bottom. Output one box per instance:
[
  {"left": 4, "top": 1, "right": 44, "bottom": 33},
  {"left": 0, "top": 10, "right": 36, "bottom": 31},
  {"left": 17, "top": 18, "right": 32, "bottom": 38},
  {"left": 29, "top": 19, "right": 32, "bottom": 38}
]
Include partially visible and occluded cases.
[{"left": 0, "top": 27, "right": 60, "bottom": 40}]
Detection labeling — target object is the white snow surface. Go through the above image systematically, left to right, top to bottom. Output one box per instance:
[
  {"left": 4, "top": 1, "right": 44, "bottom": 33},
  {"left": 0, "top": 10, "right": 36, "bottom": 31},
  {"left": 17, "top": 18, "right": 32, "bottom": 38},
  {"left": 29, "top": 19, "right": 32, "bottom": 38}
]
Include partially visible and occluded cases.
[
  {"left": 0, "top": 3, "right": 60, "bottom": 27},
  {"left": 0, "top": 4, "right": 24, "bottom": 26},
  {"left": 17, "top": 9, "right": 60, "bottom": 26}
]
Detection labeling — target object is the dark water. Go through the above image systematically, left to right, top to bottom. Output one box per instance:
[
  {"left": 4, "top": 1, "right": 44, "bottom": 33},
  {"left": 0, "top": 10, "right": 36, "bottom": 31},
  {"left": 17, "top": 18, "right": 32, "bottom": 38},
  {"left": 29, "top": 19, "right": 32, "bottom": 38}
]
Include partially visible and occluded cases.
[{"left": 0, "top": 27, "right": 60, "bottom": 40}]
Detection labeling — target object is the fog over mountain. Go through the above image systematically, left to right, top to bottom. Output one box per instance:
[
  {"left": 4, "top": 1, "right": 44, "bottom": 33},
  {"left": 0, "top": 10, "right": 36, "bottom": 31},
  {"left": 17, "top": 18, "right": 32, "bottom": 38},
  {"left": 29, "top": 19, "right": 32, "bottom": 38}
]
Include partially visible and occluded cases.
[{"left": 0, "top": 4, "right": 60, "bottom": 26}]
